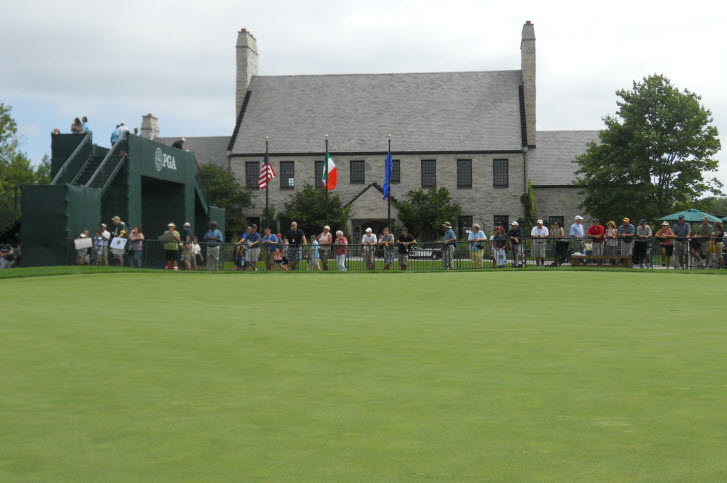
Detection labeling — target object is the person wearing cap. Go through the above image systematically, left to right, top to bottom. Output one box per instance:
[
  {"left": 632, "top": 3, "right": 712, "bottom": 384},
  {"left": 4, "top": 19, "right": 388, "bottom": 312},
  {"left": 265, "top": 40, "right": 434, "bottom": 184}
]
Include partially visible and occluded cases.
[
  {"left": 172, "top": 138, "right": 185, "bottom": 149},
  {"left": 110, "top": 215, "right": 128, "bottom": 266},
  {"left": 569, "top": 215, "right": 585, "bottom": 255},
  {"left": 672, "top": 215, "right": 691, "bottom": 269},
  {"left": 691, "top": 216, "right": 714, "bottom": 268},
  {"left": 618, "top": 217, "right": 635, "bottom": 265},
  {"left": 587, "top": 218, "right": 605, "bottom": 262},
  {"left": 530, "top": 219, "right": 549, "bottom": 267},
  {"left": 634, "top": 219, "right": 653, "bottom": 268},
  {"left": 204, "top": 221, "right": 223, "bottom": 271},
  {"left": 284, "top": 221, "right": 307, "bottom": 271},
  {"left": 508, "top": 221, "right": 524, "bottom": 268},
  {"left": 655, "top": 221, "right": 676, "bottom": 269},
  {"left": 163, "top": 222, "right": 181, "bottom": 270},
  {"left": 180, "top": 222, "right": 194, "bottom": 270},
  {"left": 441, "top": 222, "right": 456, "bottom": 270},
  {"left": 246, "top": 224, "right": 261, "bottom": 271},
  {"left": 467, "top": 224, "right": 486, "bottom": 269},
  {"left": 318, "top": 225, "right": 333, "bottom": 270},
  {"left": 491, "top": 225, "right": 509, "bottom": 268},
  {"left": 378, "top": 226, "right": 396, "bottom": 271},
  {"left": 234, "top": 227, "right": 251, "bottom": 271},
  {"left": 262, "top": 227, "right": 278, "bottom": 271},
  {"left": 361, "top": 227, "right": 378, "bottom": 271},
  {"left": 396, "top": 227, "right": 416, "bottom": 270},
  {"left": 75, "top": 230, "right": 91, "bottom": 265}
]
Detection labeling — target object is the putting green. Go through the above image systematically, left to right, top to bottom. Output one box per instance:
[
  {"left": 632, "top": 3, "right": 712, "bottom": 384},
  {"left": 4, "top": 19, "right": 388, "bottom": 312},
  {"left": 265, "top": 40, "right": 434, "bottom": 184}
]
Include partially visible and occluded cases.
[{"left": 1, "top": 271, "right": 726, "bottom": 481}]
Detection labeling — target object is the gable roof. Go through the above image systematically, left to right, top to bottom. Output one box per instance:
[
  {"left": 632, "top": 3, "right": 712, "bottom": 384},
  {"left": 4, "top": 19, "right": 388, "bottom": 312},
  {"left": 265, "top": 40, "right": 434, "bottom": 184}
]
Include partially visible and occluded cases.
[
  {"left": 230, "top": 70, "right": 525, "bottom": 155},
  {"left": 528, "top": 130, "right": 601, "bottom": 186},
  {"left": 156, "top": 136, "right": 230, "bottom": 168},
  {"left": 345, "top": 182, "right": 399, "bottom": 208}
]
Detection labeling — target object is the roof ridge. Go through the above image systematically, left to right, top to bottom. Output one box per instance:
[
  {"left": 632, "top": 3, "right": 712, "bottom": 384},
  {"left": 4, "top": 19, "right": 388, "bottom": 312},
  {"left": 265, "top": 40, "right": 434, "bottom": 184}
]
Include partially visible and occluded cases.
[{"left": 251, "top": 69, "right": 522, "bottom": 79}]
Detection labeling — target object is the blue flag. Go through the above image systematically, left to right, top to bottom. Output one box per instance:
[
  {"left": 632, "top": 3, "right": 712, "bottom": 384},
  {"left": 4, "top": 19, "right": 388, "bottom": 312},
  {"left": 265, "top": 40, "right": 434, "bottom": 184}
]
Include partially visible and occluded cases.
[{"left": 383, "top": 152, "right": 392, "bottom": 200}]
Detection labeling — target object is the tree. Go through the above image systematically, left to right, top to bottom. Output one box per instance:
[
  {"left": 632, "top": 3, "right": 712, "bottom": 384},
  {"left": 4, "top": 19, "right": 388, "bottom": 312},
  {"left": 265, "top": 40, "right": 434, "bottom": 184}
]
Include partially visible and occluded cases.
[
  {"left": 574, "top": 74, "right": 722, "bottom": 222},
  {"left": 0, "top": 102, "right": 50, "bottom": 193},
  {"left": 199, "top": 164, "right": 254, "bottom": 241},
  {"left": 519, "top": 179, "right": 537, "bottom": 233},
  {"left": 278, "top": 182, "right": 351, "bottom": 237},
  {"left": 395, "top": 186, "right": 462, "bottom": 240}
]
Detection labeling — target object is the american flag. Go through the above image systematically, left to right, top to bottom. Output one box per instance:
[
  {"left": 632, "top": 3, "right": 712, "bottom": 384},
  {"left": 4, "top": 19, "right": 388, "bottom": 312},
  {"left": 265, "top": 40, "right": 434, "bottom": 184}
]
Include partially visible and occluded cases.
[{"left": 258, "top": 153, "right": 275, "bottom": 189}]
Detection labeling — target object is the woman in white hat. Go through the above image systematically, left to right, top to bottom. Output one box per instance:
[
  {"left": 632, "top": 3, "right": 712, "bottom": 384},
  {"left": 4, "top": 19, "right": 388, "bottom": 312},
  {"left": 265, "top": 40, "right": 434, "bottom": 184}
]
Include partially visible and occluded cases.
[
  {"left": 654, "top": 221, "right": 675, "bottom": 269},
  {"left": 163, "top": 222, "right": 181, "bottom": 270}
]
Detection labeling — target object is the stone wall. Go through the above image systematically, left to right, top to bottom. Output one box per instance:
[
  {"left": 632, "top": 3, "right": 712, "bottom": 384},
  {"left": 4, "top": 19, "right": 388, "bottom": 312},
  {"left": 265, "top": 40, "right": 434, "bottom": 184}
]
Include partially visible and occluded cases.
[
  {"left": 232, "top": 152, "right": 526, "bottom": 234},
  {"left": 533, "top": 186, "right": 587, "bottom": 226}
]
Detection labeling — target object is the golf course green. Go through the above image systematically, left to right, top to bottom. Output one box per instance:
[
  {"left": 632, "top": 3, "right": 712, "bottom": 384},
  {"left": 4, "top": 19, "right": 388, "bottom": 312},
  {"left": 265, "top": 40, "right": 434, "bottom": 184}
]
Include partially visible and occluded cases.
[{"left": 2, "top": 269, "right": 725, "bottom": 481}]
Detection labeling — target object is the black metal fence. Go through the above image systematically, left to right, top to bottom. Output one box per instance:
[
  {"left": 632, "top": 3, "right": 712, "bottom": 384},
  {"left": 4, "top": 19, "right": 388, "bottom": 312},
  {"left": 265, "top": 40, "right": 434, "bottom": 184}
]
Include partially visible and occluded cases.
[{"left": 64, "top": 237, "right": 726, "bottom": 271}]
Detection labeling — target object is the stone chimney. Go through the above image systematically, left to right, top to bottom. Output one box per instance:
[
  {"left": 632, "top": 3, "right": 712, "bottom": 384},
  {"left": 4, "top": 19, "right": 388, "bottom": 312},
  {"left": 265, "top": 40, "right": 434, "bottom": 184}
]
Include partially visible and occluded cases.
[
  {"left": 521, "top": 21, "right": 536, "bottom": 147},
  {"left": 236, "top": 28, "right": 258, "bottom": 117},
  {"left": 140, "top": 113, "right": 159, "bottom": 140}
]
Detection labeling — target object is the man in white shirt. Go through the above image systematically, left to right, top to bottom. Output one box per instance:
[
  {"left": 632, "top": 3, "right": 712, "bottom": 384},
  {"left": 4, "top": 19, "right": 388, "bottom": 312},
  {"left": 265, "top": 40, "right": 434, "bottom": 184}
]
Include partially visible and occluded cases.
[
  {"left": 570, "top": 215, "right": 586, "bottom": 255},
  {"left": 530, "top": 219, "right": 549, "bottom": 267},
  {"left": 362, "top": 227, "right": 377, "bottom": 271}
]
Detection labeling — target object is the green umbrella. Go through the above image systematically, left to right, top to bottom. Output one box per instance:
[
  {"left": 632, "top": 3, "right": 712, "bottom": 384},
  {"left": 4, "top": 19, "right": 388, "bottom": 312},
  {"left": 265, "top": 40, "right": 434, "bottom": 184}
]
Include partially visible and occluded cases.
[{"left": 658, "top": 209, "right": 721, "bottom": 223}]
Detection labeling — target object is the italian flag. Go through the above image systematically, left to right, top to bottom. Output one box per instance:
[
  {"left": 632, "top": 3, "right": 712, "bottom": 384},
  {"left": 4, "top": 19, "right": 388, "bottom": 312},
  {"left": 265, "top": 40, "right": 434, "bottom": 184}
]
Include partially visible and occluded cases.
[{"left": 322, "top": 153, "right": 337, "bottom": 191}]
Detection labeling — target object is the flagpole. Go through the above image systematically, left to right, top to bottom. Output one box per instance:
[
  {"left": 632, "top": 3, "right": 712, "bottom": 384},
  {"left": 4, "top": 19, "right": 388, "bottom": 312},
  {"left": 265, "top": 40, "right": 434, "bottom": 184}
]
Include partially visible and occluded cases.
[
  {"left": 325, "top": 134, "right": 329, "bottom": 227},
  {"left": 387, "top": 134, "right": 392, "bottom": 231},
  {"left": 265, "top": 136, "right": 269, "bottom": 230}
]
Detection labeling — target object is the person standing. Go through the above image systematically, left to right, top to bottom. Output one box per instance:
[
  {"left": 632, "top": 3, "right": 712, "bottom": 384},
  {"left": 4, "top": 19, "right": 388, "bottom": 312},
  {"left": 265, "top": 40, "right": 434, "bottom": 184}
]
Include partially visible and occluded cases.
[
  {"left": 81, "top": 116, "right": 89, "bottom": 134},
  {"left": 71, "top": 117, "right": 83, "bottom": 133},
  {"left": 111, "top": 125, "right": 120, "bottom": 146},
  {"left": 172, "top": 138, "right": 185, "bottom": 149},
  {"left": 570, "top": 215, "right": 586, "bottom": 255},
  {"left": 671, "top": 215, "right": 691, "bottom": 269},
  {"left": 110, "top": 216, "right": 128, "bottom": 266},
  {"left": 692, "top": 216, "right": 714, "bottom": 268},
  {"left": 618, "top": 217, "right": 635, "bottom": 265},
  {"left": 587, "top": 218, "right": 605, "bottom": 263},
  {"left": 530, "top": 219, "right": 549, "bottom": 267},
  {"left": 635, "top": 219, "right": 652, "bottom": 268},
  {"left": 550, "top": 220, "right": 567, "bottom": 266},
  {"left": 204, "top": 221, "right": 223, "bottom": 271},
  {"left": 284, "top": 221, "right": 307, "bottom": 271},
  {"left": 441, "top": 221, "right": 456, "bottom": 270},
  {"left": 508, "top": 221, "right": 523, "bottom": 268},
  {"left": 605, "top": 221, "right": 619, "bottom": 264},
  {"left": 655, "top": 221, "right": 675, "bottom": 269},
  {"left": 163, "top": 222, "right": 181, "bottom": 270},
  {"left": 181, "top": 222, "right": 194, "bottom": 270},
  {"left": 713, "top": 222, "right": 725, "bottom": 269},
  {"left": 246, "top": 224, "right": 261, "bottom": 271},
  {"left": 467, "top": 224, "right": 486, "bottom": 269},
  {"left": 318, "top": 225, "right": 332, "bottom": 271},
  {"left": 129, "top": 226, "right": 144, "bottom": 268},
  {"left": 492, "top": 226, "right": 509, "bottom": 268},
  {"left": 362, "top": 227, "right": 377, "bottom": 271},
  {"left": 379, "top": 227, "right": 396, "bottom": 271},
  {"left": 396, "top": 227, "right": 416, "bottom": 271},
  {"left": 262, "top": 228, "right": 278, "bottom": 271},
  {"left": 92, "top": 230, "right": 105, "bottom": 266},
  {"left": 334, "top": 230, "right": 348, "bottom": 271},
  {"left": 192, "top": 236, "right": 203, "bottom": 270},
  {"left": 309, "top": 236, "right": 321, "bottom": 271}
]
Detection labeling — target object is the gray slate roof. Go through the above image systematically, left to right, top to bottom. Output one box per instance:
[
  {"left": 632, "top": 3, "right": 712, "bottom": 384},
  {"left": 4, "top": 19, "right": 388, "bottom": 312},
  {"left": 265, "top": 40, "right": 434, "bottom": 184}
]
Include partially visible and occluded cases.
[
  {"left": 230, "top": 71, "right": 525, "bottom": 154},
  {"left": 528, "top": 130, "right": 601, "bottom": 186},
  {"left": 156, "top": 136, "right": 230, "bottom": 168}
]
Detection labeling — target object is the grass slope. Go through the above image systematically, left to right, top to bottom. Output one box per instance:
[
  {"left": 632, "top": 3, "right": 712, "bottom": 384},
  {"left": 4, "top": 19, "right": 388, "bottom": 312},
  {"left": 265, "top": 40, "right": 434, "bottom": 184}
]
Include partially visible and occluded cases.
[{"left": 1, "top": 272, "right": 726, "bottom": 481}]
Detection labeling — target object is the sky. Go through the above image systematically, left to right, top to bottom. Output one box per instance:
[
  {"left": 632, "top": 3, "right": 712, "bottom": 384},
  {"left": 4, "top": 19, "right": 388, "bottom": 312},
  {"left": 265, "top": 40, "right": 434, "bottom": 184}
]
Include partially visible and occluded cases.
[{"left": 1, "top": 0, "right": 725, "bottom": 186}]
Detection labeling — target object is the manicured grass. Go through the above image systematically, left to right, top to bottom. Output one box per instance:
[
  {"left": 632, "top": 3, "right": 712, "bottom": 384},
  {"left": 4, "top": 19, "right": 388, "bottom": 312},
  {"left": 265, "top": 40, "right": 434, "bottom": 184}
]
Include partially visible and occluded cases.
[{"left": 2, "top": 271, "right": 726, "bottom": 480}]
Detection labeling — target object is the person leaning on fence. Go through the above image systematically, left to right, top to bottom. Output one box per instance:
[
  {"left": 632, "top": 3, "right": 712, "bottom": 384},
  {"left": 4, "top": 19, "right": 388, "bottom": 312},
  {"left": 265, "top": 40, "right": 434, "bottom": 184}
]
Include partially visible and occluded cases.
[
  {"left": 71, "top": 117, "right": 83, "bottom": 133},
  {"left": 672, "top": 215, "right": 691, "bottom": 269},
  {"left": 692, "top": 216, "right": 714, "bottom": 269},
  {"left": 618, "top": 217, "right": 635, "bottom": 265},
  {"left": 587, "top": 218, "right": 605, "bottom": 264},
  {"left": 530, "top": 219, "right": 549, "bottom": 267},
  {"left": 635, "top": 219, "right": 652, "bottom": 268},
  {"left": 550, "top": 220, "right": 567, "bottom": 266},
  {"left": 204, "top": 221, "right": 223, "bottom": 271},
  {"left": 284, "top": 221, "right": 307, "bottom": 271},
  {"left": 508, "top": 221, "right": 524, "bottom": 268},
  {"left": 605, "top": 221, "right": 619, "bottom": 264},
  {"left": 655, "top": 221, "right": 675, "bottom": 269},
  {"left": 441, "top": 222, "right": 456, "bottom": 270},
  {"left": 714, "top": 222, "right": 725, "bottom": 269},
  {"left": 467, "top": 223, "right": 486, "bottom": 269},
  {"left": 246, "top": 224, "right": 261, "bottom": 271},
  {"left": 318, "top": 225, "right": 332, "bottom": 270},
  {"left": 129, "top": 226, "right": 144, "bottom": 268},
  {"left": 492, "top": 226, "right": 510, "bottom": 268},
  {"left": 362, "top": 227, "right": 377, "bottom": 271},
  {"left": 379, "top": 227, "right": 396, "bottom": 271},
  {"left": 396, "top": 227, "right": 416, "bottom": 271},
  {"left": 262, "top": 228, "right": 277, "bottom": 271},
  {"left": 334, "top": 230, "right": 348, "bottom": 271},
  {"left": 192, "top": 236, "right": 203, "bottom": 269}
]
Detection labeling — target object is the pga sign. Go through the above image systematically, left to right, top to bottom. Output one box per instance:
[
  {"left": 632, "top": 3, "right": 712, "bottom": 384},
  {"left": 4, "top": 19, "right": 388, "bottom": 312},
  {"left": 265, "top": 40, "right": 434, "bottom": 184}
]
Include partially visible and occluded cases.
[{"left": 154, "top": 148, "right": 177, "bottom": 172}]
